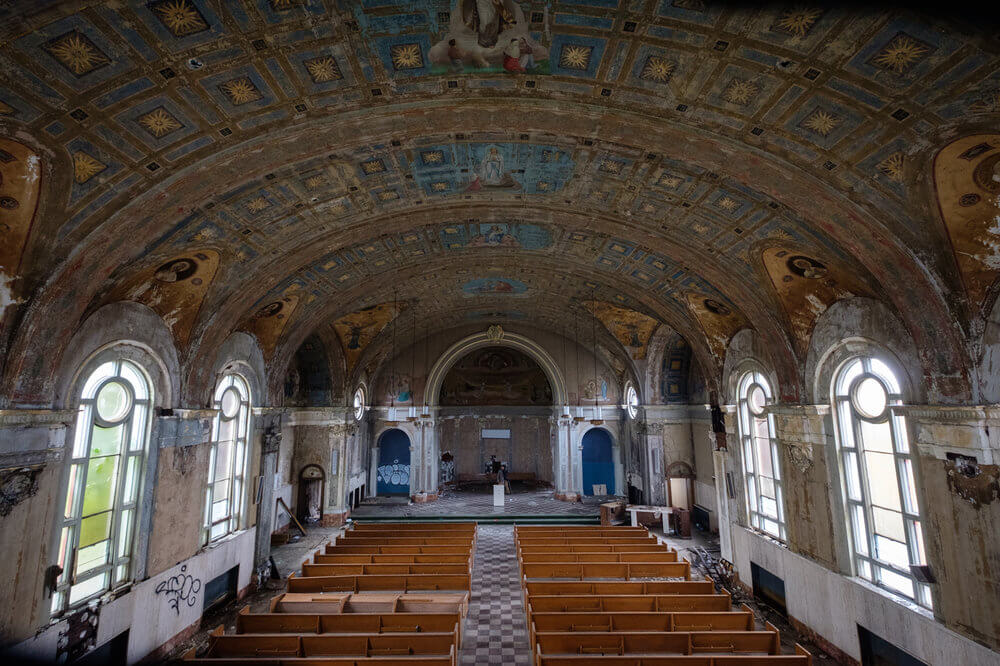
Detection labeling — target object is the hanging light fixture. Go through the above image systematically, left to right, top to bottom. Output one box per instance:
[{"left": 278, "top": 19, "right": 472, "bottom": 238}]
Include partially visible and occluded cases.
[
  {"left": 591, "top": 288, "right": 603, "bottom": 424},
  {"left": 386, "top": 289, "right": 399, "bottom": 425},
  {"left": 573, "top": 300, "right": 584, "bottom": 422},
  {"left": 407, "top": 302, "right": 418, "bottom": 421}
]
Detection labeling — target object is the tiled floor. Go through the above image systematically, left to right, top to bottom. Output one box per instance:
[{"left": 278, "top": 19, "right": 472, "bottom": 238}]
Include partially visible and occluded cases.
[
  {"left": 351, "top": 488, "right": 603, "bottom": 518},
  {"left": 459, "top": 525, "right": 532, "bottom": 666}
]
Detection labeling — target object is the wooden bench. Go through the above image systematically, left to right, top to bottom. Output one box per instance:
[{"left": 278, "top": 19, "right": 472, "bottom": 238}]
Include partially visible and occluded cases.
[
  {"left": 350, "top": 523, "right": 477, "bottom": 532},
  {"left": 515, "top": 527, "right": 650, "bottom": 535},
  {"left": 336, "top": 536, "right": 476, "bottom": 546},
  {"left": 515, "top": 537, "right": 658, "bottom": 547},
  {"left": 326, "top": 545, "right": 474, "bottom": 555},
  {"left": 519, "top": 545, "right": 672, "bottom": 554},
  {"left": 519, "top": 553, "right": 678, "bottom": 564},
  {"left": 313, "top": 554, "right": 472, "bottom": 565},
  {"left": 519, "top": 562, "right": 691, "bottom": 581},
  {"left": 300, "top": 563, "right": 470, "bottom": 577},
  {"left": 287, "top": 573, "right": 472, "bottom": 593},
  {"left": 523, "top": 580, "right": 716, "bottom": 597},
  {"left": 267, "top": 592, "right": 470, "bottom": 616},
  {"left": 526, "top": 595, "right": 732, "bottom": 613},
  {"left": 234, "top": 607, "right": 462, "bottom": 647},
  {"left": 528, "top": 610, "right": 754, "bottom": 634},
  {"left": 533, "top": 627, "right": 781, "bottom": 657},
  {"left": 190, "top": 629, "right": 457, "bottom": 661},
  {"left": 536, "top": 646, "right": 813, "bottom": 665}
]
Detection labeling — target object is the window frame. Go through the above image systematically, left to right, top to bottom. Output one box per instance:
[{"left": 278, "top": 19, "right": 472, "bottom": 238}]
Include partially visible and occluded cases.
[
  {"left": 832, "top": 356, "right": 932, "bottom": 608},
  {"left": 51, "top": 358, "right": 153, "bottom": 616},
  {"left": 736, "top": 369, "right": 786, "bottom": 541},
  {"left": 203, "top": 373, "right": 252, "bottom": 545},
  {"left": 624, "top": 383, "right": 639, "bottom": 419},
  {"left": 353, "top": 385, "right": 367, "bottom": 421}
]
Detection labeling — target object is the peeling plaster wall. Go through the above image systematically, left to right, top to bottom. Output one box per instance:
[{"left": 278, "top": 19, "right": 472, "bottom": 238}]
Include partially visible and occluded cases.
[{"left": 437, "top": 411, "right": 553, "bottom": 481}]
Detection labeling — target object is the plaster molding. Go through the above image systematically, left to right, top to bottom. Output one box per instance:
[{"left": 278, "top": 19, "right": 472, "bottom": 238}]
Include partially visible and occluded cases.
[
  {"left": 766, "top": 404, "right": 831, "bottom": 417},
  {"left": 287, "top": 408, "right": 352, "bottom": 426},
  {"left": 0, "top": 409, "right": 76, "bottom": 428},
  {"left": 171, "top": 409, "right": 217, "bottom": 420}
]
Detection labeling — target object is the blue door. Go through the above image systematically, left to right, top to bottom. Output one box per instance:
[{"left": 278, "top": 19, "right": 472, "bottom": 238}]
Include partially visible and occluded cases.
[
  {"left": 376, "top": 429, "right": 411, "bottom": 496},
  {"left": 581, "top": 429, "right": 615, "bottom": 496}
]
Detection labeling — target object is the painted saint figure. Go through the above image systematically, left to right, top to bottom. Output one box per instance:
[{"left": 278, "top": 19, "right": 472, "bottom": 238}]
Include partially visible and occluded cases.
[
  {"left": 463, "top": 0, "right": 512, "bottom": 48},
  {"left": 466, "top": 146, "right": 520, "bottom": 190}
]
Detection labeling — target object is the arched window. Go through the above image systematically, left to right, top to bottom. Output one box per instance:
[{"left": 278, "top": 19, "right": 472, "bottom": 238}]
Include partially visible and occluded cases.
[
  {"left": 833, "top": 357, "right": 930, "bottom": 607},
  {"left": 52, "top": 359, "right": 152, "bottom": 614},
  {"left": 737, "top": 370, "right": 785, "bottom": 540},
  {"left": 203, "top": 374, "right": 252, "bottom": 544},
  {"left": 624, "top": 383, "right": 639, "bottom": 419},
  {"left": 353, "top": 385, "right": 367, "bottom": 421}
]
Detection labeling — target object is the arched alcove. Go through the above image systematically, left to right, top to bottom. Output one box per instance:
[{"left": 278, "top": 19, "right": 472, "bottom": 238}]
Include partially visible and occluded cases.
[{"left": 375, "top": 429, "right": 411, "bottom": 496}]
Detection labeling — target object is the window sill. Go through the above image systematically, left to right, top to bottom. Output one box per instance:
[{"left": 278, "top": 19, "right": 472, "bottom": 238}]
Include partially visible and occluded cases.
[
  {"left": 200, "top": 527, "right": 249, "bottom": 553},
  {"left": 852, "top": 575, "right": 933, "bottom": 618}
]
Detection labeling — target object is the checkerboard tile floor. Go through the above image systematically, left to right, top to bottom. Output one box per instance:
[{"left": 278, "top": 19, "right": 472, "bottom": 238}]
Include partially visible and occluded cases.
[{"left": 459, "top": 525, "right": 532, "bottom": 665}]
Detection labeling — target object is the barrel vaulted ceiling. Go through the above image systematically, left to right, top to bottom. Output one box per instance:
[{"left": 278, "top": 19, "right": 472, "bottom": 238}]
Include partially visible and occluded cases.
[{"left": 0, "top": 0, "right": 998, "bottom": 406}]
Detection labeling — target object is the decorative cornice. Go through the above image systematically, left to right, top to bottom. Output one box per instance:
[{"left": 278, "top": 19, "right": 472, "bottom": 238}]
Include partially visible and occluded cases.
[
  {"left": 766, "top": 404, "right": 831, "bottom": 417},
  {"left": 171, "top": 409, "right": 216, "bottom": 420},
  {"left": 0, "top": 410, "right": 76, "bottom": 428}
]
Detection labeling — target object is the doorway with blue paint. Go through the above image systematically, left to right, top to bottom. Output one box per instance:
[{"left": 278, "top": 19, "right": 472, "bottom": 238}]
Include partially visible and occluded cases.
[
  {"left": 376, "top": 428, "right": 411, "bottom": 496},
  {"left": 581, "top": 428, "right": 615, "bottom": 496}
]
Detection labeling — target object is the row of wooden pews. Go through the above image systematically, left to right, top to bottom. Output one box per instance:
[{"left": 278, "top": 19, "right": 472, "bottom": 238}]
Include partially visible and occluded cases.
[
  {"left": 184, "top": 522, "right": 476, "bottom": 665},
  {"left": 515, "top": 525, "right": 813, "bottom": 666}
]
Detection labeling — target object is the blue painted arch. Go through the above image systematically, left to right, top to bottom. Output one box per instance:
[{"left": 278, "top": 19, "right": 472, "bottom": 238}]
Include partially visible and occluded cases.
[
  {"left": 376, "top": 428, "right": 411, "bottom": 496},
  {"left": 581, "top": 428, "right": 615, "bottom": 496}
]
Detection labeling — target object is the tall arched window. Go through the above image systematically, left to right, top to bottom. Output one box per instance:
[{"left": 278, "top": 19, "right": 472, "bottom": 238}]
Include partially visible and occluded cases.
[
  {"left": 833, "top": 357, "right": 931, "bottom": 607},
  {"left": 52, "top": 359, "right": 152, "bottom": 615},
  {"left": 736, "top": 370, "right": 785, "bottom": 540},
  {"left": 203, "top": 374, "right": 252, "bottom": 544}
]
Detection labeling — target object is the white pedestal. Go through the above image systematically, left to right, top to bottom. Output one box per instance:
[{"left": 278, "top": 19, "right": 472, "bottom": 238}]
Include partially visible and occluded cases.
[{"left": 493, "top": 484, "right": 505, "bottom": 507}]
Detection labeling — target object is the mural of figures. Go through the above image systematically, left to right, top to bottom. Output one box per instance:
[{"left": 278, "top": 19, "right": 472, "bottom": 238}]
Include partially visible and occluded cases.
[
  {"left": 428, "top": 1, "right": 549, "bottom": 74},
  {"left": 933, "top": 134, "right": 1000, "bottom": 308},
  {"left": 0, "top": 139, "right": 41, "bottom": 289},
  {"left": 412, "top": 142, "right": 575, "bottom": 196},
  {"left": 467, "top": 146, "right": 520, "bottom": 190},
  {"left": 442, "top": 222, "right": 553, "bottom": 250},
  {"left": 763, "top": 247, "right": 872, "bottom": 354},
  {"left": 111, "top": 250, "right": 220, "bottom": 344},
  {"left": 462, "top": 277, "right": 528, "bottom": 295},
  {"left": 242, "top": 289, "right": 300, "bottom": 356},
  {"left": 686, "top": 293, "right": 744, "bottom": 359},
  {"left": 585, "top": 301, "right": 659, "bottom": 360},
  {"left": 332, "top": 302, "right": 405, "bottom": 372},
  {"left": 439, "top": 346, "right": 552, "bottom": 405},
  {"left": 384, "top": 372, "right": 412, "bottom": 403},
  {"left": 582, "top": 376, "right": 613, "bottom": 402}
]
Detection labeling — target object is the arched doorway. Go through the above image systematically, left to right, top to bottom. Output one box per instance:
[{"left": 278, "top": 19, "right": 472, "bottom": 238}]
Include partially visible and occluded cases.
[
  {"left": 376, "top": 429, "right": 411, "bottom": 496},
  {"left": 581, "top": 429, "right": 615, "bottom": 496},
  {"left": 297, "top": 464, "right": 325, "bottom": 524}
]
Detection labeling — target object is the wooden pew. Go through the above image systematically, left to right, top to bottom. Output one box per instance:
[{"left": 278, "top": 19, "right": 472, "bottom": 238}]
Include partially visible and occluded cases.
[
  {"left": 350, "top": 523, "right": 477, "bottom": 532},
  {"left": 515, "top": 527, "right": 650, "bottom": 535},
  {"left": 336, "top": 536, "right": 475, "bottom": 546},
  {"left": 515, "top": 537, "right": 658, "bottom": 547},
  {"left": 326, "top": 545, "right": 473, "bottom": 555},
  {"left": 519, "top": 545, "right": 672, "bottom": 554},
  {"left": 312, "top": 553, "right": 472, "bottom": 565},
  {"left": 519, "top": 553, "right": 678, "bottom": 563},
  {"left": 519, "top": 562, "right": 691, "bottom": 580},
  {"left": 300, "top": 563, "right": 469, "bottom": 577},
  {"left": 287, "top": 573, "right": 472, "bottom": 593},
  {"left": 523, "top": 580, "right": 716, "bottom": 597},
  {"left": 267, "top": 592, "right": 469, "bottom": 616},
  {"left": 526, "top": 594, "right": 732, "bottom": 613},
  {"left": 234, "top": 607, "right": 463, "bottom": 645},
  {"left": 528, "top": 611, "right": 754, "bottom": 633},
  {"left": 533, "top": 627, "right": 781, "bottom": 656},
  {"left": 194, "top": 631, "right": 457, "bottom": 661},
  {"left": 536, "top": 645, "right": 812, "bottom": 665}
]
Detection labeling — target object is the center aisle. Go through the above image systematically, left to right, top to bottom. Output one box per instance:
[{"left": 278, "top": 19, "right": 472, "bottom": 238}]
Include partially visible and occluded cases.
[{"left": 459, "top": 525, "right": 532, "bottom": 666}]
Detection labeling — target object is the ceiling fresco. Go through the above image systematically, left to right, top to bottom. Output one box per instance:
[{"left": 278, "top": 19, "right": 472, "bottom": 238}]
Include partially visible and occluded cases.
[{"left": 0, "top": 0, "right": 998, "bottom": 404}]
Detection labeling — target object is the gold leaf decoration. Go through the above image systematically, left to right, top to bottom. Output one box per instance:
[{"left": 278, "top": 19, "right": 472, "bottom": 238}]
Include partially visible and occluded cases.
[{"left": 73, "top": 151, "right": 106, "bottom": 184}]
